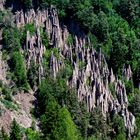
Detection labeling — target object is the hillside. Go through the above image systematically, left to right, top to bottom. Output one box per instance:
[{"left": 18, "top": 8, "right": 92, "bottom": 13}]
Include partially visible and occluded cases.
[{"left": 0, "top": 0, "right": 140, "bottom": 140}]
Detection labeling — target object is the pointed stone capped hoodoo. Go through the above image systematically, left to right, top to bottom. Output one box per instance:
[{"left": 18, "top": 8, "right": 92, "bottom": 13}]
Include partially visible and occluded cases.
[
  {"left": 0, "top": 0, "right": 5, "bottom": 10},
  {"left": 14, "top": 8, "right": 135, "bottom": 137},
  {"left": 123, "top": 64, "right": 132, "bottom": 81}
]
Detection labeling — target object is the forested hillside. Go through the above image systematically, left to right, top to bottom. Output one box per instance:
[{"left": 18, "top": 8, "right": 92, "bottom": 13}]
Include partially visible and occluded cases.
[{"left": 0, "top": 0, "right": 140, "bottom": 140}]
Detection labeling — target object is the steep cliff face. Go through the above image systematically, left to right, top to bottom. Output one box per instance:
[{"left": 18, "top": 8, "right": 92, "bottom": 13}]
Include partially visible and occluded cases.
[{"left": 11, "top": 8, "right": 136, "bottom": 137}]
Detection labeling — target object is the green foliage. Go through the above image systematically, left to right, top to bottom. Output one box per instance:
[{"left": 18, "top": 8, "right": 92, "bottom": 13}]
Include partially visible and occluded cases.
[
  {"left": 2, "top": 0, "right": 140, "bottom": 139},
  {"left": 4, "top": 0, "right": 139, "bottom": 79},
  {"left": 5, "top": 0, "right": 33, "bottom": 11},
  {"left": 23, "top": 0, "right": 33, "bottom": 10},
  {"left": 39, "top": 0, "right": 70, "bottom": 17},
  {"left": 39, "top": 0, "right": 50, "bottom": 8},
  {"left": 42, "top": 0, "right": 138, "bottom": 77},
  {"left": 55, "top": 0, "right": 70, "bottom": 18},
  {"left": 71, "top": 0, "right": 96, "bottom": 31},
  {"left": 92, "top": 0, "right": 112, "bottom": 14},
  {"left": 114, "top": 0, "right": 140, "bottom": 27},
  {"left": 0, "top": 10, "right": 14, "bottom": 28},
  {"left": 92, "top": 11, "right": 109, "bottom": 42},
  {"left": 21, "top": 23, "right": 35, "bottom": 44},
  {"left": 24, "top": 24, "right": 35, "bottom": 35},
  {"left": 2, "top": 26, "right": 29, "bottom": 90},
  {"left": 3, "top": 27, "right": 20, "bottom": 52},
  {"left": 109, "top": 27, "right": 129, "bottom": 74},
  {"left": 40, "top": 28, "right": 49, "bottom": 49},
  {"left": 88, "top": 32, "right": 97, "bottom": 48},
  {"left": 67, "top": 34, "right": 74, "bottom": 46},
  {"left": 53, "top": 48, "right": 59, "bottom": 59},
  {"left": 43, "top": 49, "right": 52, "bottom": 70},
  {"left": 10, "top": 51, "right": 29, "bottom": 90},
  {"left": 27, "top": 60, "right": 38, "bottom": 88},
  {"left": 59, "top": 60, "right": 73, "bottom": 79},
  {"left": 79, "top": 61, "right": 86, "bottom": 70},
  {"left": 133, "top": 61, "right": 140, "bottom": 86},
  {"left": 37, "top": 70, "right": 126, "bottom": 139},
  {"left": 38, "top": 72, "right": 89, "bottom": 139},
  {"left": 38, "top": 77, "right": 64, "bottom": 114},
  {"left": 86, "top": 77, "right": 91, "bottom": 86},
  {"left": 124, "top": 80, "right": 134, "bottom": 95},
  {"left": 0, "top": 81, "right": 12, "bottom": 101},
  {"left": 39, "top": 82, "right": 81, "bottom": 140},
  {"left": 109, "top": 83, "right": 116, "bottom": 98},
  {"left": 2, "top": 87, "right": 11, "bottom": 101},
  {"left": 64, "top": 89, "right": 89, "bottom": 138},
  {"left": 129, "top": 94, "right": 140, "bottom": 117},
  {"left": 40, "top": 95, "right": 60, "bottom": 139},
  {"left": 0, "top": 99, "right": 17, "bottom": 111},
  {"left": 40, "top": 100, "right": 81, "bottom": 140},
  {"left": 78, "top": 102, "right": 89, "bottom": 139},
  {"left": 55, "top": 107, "right": 81, "bottom": 140},
  {"left": 88, "top": 108, "right": 109, "bottom": 139},
  {"left": 111, "top": 114, "right": 126, "bottom": 140},
  {"left": 133, "top": 114, "right": 140, "bottom": 140},
  {"left": 10, "top": 119, "right": 22, "bottom": 140},
  {"left": 31, "top": 120, "right": 36, "bottom": 131},
  {"left": 0, "top": 127, "right": 9, "bottom": 140},
  {"left": 25, "top": 128, "right": 40, "bottom": 140},
  {"left": 113, "top": 133, "right": 126, "bottom": 140},
  {"left": 88, "top": 136, "right": 96, "bottom": 140}
]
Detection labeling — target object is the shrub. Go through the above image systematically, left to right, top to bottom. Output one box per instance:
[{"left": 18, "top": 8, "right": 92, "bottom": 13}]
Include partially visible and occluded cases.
[
  {"left": 67, "top": 34, "right": 74, "bottom": 46},
  {"left": 10, "top": 51, "right": 29, "bottom": 90},
  {"left": 109, "top": 83, "right": 116, "bottom": 98}
]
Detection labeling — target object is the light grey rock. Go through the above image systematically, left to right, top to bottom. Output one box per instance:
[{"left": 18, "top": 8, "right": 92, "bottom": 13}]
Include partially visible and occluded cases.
[{"left": 0, "top": 0, "right": 4, "bottom": 10}]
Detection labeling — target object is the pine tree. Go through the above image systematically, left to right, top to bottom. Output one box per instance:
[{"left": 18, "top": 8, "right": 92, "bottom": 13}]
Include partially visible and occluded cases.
[
  {"left": 23, "top": 0, "right": 33, "bottom": 10},
  {"left": 40, "top": 95, "right": 60, "bottom": 139},
  {"left": 55, "top": 107, "right": 81, "bottom": 140},
  {"left": 10, "top": 119, "right": 22, "bottom": 140}
]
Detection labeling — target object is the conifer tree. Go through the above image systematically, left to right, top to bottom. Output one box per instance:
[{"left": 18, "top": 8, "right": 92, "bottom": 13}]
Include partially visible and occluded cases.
[{"left": 10, "top": 119, "right": 22, "bottom": 140}]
